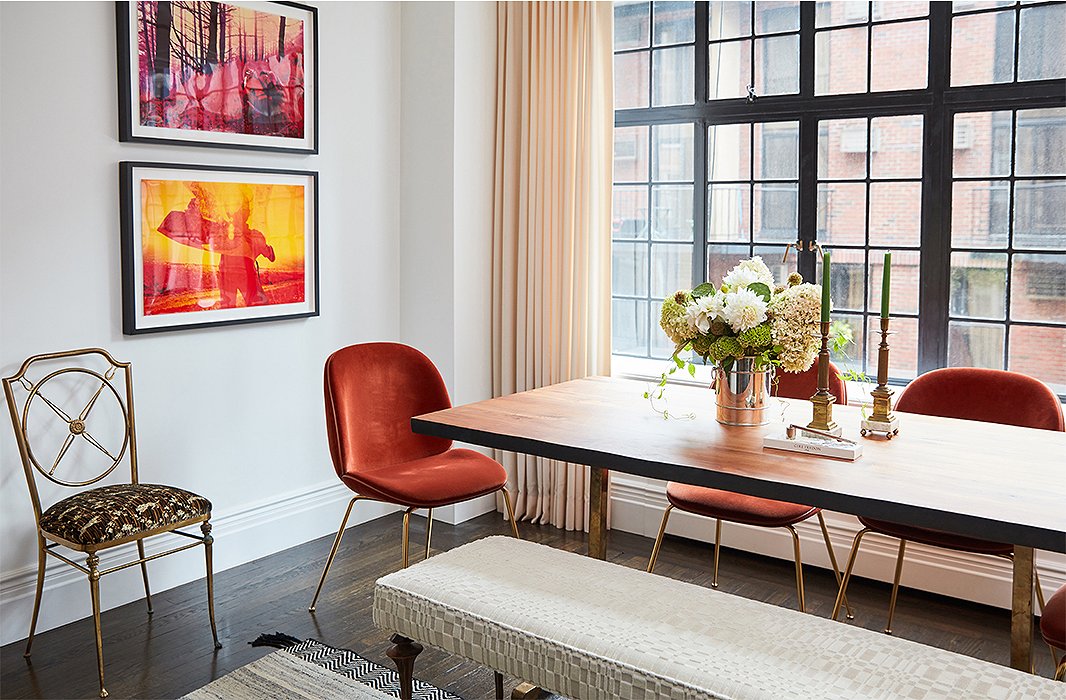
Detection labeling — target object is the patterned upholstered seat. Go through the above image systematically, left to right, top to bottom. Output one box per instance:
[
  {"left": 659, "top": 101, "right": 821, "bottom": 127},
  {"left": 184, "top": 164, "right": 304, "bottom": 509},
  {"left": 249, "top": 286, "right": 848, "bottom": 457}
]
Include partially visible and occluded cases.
[{"left": 40, "top": 484, "right": 212, "bottom": 547}]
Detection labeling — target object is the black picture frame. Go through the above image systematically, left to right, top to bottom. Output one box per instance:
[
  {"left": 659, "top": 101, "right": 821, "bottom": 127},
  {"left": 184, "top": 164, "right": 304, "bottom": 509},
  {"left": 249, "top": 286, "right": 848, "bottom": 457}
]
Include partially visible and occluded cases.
[
  {"left": 116, "top": 1, "right": 319, "bottom": 154},
  {"left": 120, "top": 161, "right": 320, "bottom": 334}
]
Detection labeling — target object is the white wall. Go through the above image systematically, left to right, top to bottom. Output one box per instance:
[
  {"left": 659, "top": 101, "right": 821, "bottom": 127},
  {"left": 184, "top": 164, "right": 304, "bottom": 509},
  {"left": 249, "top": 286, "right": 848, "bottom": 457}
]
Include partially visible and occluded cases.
[{"left": 0, "top": 1, "right": 406, "bottom": 645}]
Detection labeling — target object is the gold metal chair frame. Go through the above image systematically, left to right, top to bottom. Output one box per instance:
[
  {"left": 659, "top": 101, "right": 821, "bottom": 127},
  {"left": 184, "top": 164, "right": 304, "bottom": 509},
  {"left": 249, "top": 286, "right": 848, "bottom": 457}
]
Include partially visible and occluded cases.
[
  {"left": 2, "top": 348, "right": 221, "bottom": 699},
  {"left": 309, "top": 488, "right": 521, "bottom": 612},
  {"left": 647, "top": 506, "right": 854, "bottom": 618},
  {"left": 829, "top": 528, "right": 1054, "bottom": 672}
]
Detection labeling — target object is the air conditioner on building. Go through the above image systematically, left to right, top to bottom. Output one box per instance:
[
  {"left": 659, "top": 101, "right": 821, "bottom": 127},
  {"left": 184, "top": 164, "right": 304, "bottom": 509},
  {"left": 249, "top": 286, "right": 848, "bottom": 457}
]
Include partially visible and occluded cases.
[
  {"left": 953, "top": 120, "right": 974, "bottom": 150},
  {"left": 839, "top": 124, "right": 879, "bottom": 153}
]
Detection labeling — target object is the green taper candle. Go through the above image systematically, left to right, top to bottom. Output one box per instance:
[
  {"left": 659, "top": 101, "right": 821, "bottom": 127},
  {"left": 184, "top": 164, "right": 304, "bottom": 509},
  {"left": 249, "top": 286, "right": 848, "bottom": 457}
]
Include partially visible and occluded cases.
[
  {"left": 821, "top": 250, "right": 831, "bottom": 323},
  {"left": 881, "top": 252, "right": 892, "bottom": 319}
]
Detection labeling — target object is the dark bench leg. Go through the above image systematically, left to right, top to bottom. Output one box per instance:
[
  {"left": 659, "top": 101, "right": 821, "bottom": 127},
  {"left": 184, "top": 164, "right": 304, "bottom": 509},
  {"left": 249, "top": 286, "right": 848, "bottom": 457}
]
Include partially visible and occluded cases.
[
  {"left": 386, "top": 633, "right": 423, "bottom": 700},
  {"left": 495, "top": 671, "right": 504, "bottom": 699}
]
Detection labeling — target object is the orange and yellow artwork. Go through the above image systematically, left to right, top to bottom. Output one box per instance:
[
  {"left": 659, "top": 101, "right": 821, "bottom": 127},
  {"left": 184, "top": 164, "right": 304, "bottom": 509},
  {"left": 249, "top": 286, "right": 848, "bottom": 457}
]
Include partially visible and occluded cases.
[{"left": 139, "top": 178, "right": 306, "bottom": 315}]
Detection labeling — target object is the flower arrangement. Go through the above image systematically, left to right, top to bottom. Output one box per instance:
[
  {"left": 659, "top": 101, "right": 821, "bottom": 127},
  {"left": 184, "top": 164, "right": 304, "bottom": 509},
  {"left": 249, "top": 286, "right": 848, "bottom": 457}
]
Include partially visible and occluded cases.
[{"left": 658, "top": 256, "right": 824, "bottom": 377}]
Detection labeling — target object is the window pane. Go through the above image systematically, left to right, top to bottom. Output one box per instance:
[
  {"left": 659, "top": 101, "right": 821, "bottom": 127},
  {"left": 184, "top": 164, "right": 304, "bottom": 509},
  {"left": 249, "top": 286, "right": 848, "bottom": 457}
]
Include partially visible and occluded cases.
[
  {"left": 615, "top": 1, "right": 651, "bottom": 51},
  {"left": 653, "top": 1, "right": 695, "bottom": 46},
  {"left": 709, "top": 1, "right": 752, "bottom": 40},
  {"left": 756, "top": 1, "right": 800, "bottom": 33},
  {"left": 816, "top": 1, "right": 868, "bottom": 28},
  {"left": 873, "top": 1, "right": 929, "bottom": 21},
  {"left": 952, "top": 1, "right": 1014, "bottom": 10},
  {"left": 1018, "top": 4, "right": 1066, "bottom": 81},
  {"left": 950, "top": 11, "right": 1015, "bottom": 86},
  {"left": 871, "top": 21, "right": 928, "bottom": 92},
  {"left": 815, "top": 27, "right": 869, "bottom": 95},
  {"left": 755, "top": 34, "right": 799, "bottom": 95},
  {"left": 709, "top": 39, "right": 751, "bottom": 99},
  {"left": 653, "top": 45, "right": 695, "bottom": 106},
  {"left": 615, "top": 52, "right": 650, "bottom": 109},
  {"left": 1015, "top": 108, "right": 1066, "bottom": 177},
  {"left": 952, "top": 111, "right": 1013, "bottom": 178},
  {"left": 870, "top": 115, "right": 923, "bottom": 179},
  {"left": 819, "top": 118, "right": 869, "bottom": 179},
  {"left": 754, "top": 121, "right": 799, "bottom": 179},
  {"left": 708, "top": 122, "right": 751, "bottom": 181},
  {"left": 652, "top": 123, "right": 694, "bottom": 181},
  {"left": 614, "top": 126, "right": 649, "bottom": 182},
  {"left": 1013, "top": 180, "right": 1066, "bottom": 249},
  {"left": 951, "top": 181, "right": 1010, "bottom": 247},
  {"left": 869, "top": 182, "right": 922, "bottom": 247},
  {"left": 753, "top": 183, "right": 798, "bottom": 242},
  {"left": 818, "top": 183, "right": 867, "bottom": 246},
  {"left": 708, "top": 184, "right": 751, "bottom": 241},
  {"left": 651, "top": 185, "right": 694, "bottom": 240},
  {"left": 612, "top": 186, "right": 649, "bottom": 240},
  {"left": 612, "top": 242, "right": 649, "bottom": 296},
  {"left": 651, "top": 244, "right": 693, "bottom": 297},
  {"left": 707, "top": 244, "right": 751, "bottom": 284},
  {"left": 754, "top": 244, "right": 798, "bottom": 282},
  {"left": 820, "top": 248, "right": 866, "bottom": 312},
  {"left": 869, "top": 249, "right": 920, "bottom": 315},
  {"left": 950, "top": 252, "right": 1008, "bottom": 319},
  {"left": 1011, "top": 254, "right": 1066, "bottom": 322},
  {"left": 613, "top": 298, "right": 649, "bottom": 355},
  {"left": 829, "top": 313, "right": 865, "bottom": 369},
  {"left": 868, "top": 315, "right": 919, "bottom": 378},
  {"left": 949, "top": 322, "right": 1005, "bottom": 370},
  {"left": 1009, "top": 325, "right": 1066, "bottom": 394}
]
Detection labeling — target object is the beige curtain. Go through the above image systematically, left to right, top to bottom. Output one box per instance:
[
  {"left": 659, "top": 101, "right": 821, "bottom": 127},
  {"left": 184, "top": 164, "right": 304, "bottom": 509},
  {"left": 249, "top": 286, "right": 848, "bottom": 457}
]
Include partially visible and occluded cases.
[{"left": 492, "top": 1, "right": 613, "bottom": 531}]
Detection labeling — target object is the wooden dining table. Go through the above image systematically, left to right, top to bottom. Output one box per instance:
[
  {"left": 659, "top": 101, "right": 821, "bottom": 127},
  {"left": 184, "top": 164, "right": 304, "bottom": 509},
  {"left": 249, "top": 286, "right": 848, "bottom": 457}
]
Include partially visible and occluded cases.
[{"left": 412, "top": 375, "right": 1066, "bottom": 672}]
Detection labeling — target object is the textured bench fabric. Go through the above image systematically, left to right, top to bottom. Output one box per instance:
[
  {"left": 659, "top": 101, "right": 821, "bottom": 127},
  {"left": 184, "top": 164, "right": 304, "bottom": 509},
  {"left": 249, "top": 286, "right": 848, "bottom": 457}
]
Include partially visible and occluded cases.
[{"left": 374, "top": 536, "right": 1064, "bottom": 700}]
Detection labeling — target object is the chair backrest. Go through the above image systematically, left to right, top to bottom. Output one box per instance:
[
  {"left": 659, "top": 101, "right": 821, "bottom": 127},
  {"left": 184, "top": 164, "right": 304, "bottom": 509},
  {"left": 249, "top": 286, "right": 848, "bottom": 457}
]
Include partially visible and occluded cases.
[
  {"left": 324, "top": 343, "right": 453, "bottom": 479},
  {"left": 2, "top": 348, "right": 139, "bottom": 523},
  {"left": 775, "top": 360, "right": 848, "bottom": 404},
  {"left": 895, "top": 367, "right": 1064, "bottom": 431}
]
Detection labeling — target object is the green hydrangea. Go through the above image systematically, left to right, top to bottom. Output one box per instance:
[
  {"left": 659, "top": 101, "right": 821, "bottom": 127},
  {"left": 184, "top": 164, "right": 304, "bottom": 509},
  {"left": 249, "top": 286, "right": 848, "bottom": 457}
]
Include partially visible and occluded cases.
[
  {"left": 739, "top": 323, "right": 773, "bottom": 349},
  {"left": 691, "top": 335, "right": 714, "bottom": 358},
  {"left": 708, "top": 336, "right": 744, "bottom": 364}
]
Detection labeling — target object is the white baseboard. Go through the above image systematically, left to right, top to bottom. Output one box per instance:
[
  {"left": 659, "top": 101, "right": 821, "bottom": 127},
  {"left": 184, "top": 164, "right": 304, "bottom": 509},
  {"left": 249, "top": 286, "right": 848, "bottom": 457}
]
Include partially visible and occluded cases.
[
  {"left": 610, "top": 474, "right": 1066, "bottom": 611},
  {"left": 0, "top": 480, "right": 401, "bottom": 647}
]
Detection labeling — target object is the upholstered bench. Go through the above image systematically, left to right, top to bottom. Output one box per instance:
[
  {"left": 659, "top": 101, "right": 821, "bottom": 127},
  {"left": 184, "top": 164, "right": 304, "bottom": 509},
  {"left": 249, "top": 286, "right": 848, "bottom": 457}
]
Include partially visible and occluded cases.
[{"left": 373, "top": 536, "right": 1063, "bottom": 700}]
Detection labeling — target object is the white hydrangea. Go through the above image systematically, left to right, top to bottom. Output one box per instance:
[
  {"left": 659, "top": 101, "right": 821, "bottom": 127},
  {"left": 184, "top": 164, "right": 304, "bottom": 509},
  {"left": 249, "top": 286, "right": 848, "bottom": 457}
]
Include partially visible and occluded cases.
[
  {"left": 723, "top": 256, "right": 774, "bottom": 290},
  {"left": 768, "top": 283, "right": 822, "bottom": 372},
  {"left": 722, "top": 288, "right": 768, "bottom": 333},
  {"left": 684, "top": 294, "right": 725, "bottom": 333}
]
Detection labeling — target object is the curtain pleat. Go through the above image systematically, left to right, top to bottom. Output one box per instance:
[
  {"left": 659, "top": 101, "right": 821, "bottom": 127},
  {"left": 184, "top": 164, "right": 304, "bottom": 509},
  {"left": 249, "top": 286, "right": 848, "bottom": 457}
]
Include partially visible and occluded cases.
[{"left": 492, "top": 1, "right": 613, "bottom": 531}]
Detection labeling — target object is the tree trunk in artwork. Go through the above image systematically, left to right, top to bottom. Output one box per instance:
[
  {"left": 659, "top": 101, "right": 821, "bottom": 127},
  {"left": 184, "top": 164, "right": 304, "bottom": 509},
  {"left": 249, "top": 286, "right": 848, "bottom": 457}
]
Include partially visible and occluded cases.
[
  {"left": 153, "top": 0, "right": 172, "bottom": 101},
  {"left": 206, "top": 2, "right": 219, "bottom": 70},
  {"left": 219, "top": 7, "right": 227, "bottom": 62},
  {"left": 277, "top": 17, "right": 285, "bottom": 59}
]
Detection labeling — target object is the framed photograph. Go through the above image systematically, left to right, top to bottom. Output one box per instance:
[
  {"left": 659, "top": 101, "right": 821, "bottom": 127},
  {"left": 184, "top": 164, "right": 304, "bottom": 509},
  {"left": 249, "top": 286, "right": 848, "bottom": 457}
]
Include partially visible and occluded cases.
[
  {"left": 117, "top": 1, "right": 318, "bottom": 153},
  {"left": 120, "top": 162, "right": 319, "bottom": 334}
]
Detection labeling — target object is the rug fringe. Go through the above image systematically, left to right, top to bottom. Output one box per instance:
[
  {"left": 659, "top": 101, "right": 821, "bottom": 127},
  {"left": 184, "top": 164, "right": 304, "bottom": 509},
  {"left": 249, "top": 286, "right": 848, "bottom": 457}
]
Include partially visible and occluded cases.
[{"left": 249, "top": 631, "right": 302, "bottom": 649}]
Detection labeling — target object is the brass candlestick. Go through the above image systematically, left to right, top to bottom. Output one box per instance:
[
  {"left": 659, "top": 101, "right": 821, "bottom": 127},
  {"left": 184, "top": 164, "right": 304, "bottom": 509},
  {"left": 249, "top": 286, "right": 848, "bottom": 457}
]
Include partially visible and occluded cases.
[
  {"left": 861, "top": 317, "right": 900, "bottom": 439},
  {"left": 807, "top": 321, "right": 842, "bottom": 436}
]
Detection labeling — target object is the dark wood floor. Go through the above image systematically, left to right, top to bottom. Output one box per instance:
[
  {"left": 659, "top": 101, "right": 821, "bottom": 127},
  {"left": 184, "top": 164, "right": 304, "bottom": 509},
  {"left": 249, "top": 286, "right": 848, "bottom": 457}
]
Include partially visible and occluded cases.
[{"left": 0, "top": 511, "right": 1057, "bottom": 699}]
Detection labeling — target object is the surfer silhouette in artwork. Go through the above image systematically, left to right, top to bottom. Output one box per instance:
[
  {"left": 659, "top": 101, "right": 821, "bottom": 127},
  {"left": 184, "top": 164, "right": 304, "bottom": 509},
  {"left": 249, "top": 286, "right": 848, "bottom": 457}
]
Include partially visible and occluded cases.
[{"left": 156, "top": 187, "right": 276, "bottom": 309}]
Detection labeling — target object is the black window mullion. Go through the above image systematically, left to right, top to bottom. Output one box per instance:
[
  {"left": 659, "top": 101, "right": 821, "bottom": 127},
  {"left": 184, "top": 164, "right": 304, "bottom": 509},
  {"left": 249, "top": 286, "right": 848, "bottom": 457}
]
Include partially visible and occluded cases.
[{"left": 693, "top": 118, "right": 708, "bottom": 287}]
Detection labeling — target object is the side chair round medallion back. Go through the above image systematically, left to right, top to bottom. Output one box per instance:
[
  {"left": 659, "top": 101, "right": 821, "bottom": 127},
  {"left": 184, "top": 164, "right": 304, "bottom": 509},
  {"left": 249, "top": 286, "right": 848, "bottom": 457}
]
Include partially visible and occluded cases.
[
  {"left": 308, "top": 342, "right": 520, "bottom": 612},
  {"left": 2, "top": 349, "right": 221, "bottom": 699},
  {"left": 647, "top": 361, "right": 853, "bottom": 617},
  {"left": 830, "top": 367, "right": 1064, "bottom": 637}
]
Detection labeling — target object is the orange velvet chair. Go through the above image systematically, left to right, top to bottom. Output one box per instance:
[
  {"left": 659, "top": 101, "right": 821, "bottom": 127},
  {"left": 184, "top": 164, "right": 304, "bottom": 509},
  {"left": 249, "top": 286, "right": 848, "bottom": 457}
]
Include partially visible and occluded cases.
[
  {"left": 308, "top": 343, "right": 519, "bottom": 612},
  {"left": 647, "top": 361, "right": 853, "bottom": 616},
  {"left": 831, "top": 367, "right": 1063, "bottom": 633},
  {"left": 1042, "top": 584, "right": 1066, "bottom": 680}
]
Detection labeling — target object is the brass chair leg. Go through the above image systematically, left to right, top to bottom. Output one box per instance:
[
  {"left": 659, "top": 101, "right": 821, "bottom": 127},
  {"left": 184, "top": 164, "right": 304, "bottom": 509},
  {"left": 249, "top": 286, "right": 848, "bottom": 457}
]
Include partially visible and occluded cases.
[
  {"left": 501, "top": 488, "right": 521, "bottom": 539},
  {"left": 309, "top": 496, "right": 362, "bottom": 612},
  {"left": 647, "top": 505, "right": 673, "bottom": 573},
  {"left": 401, "top": 508, "right": 415, "bottom": 569},
  {"left": 424, "top": 508, "right": 433, "bottom": 561},
  {"left": 816, "top": 512, "right": 853, "bottom": 620},
  {"left": 711, "top": 518, "right": 723, "bottom": 588},
  {"left": 202, "top": 521, "right": 222, "bottom": 648},
  {"left": 786, "top": 525, "right": 806, "bottom": 613},
  {"left": 832, "top": 528, "right": 870, "bottom": 621},
  {"left": 24, "top": 537, "right": 46, "bottom": 658},
  {"left": 884, "top": 538, "right": 907, "bottom": 634},
  {"left": 136, "top": 539, "right": 153, "bottom": 615},
  {"left": 87, "top": 553, "right": 108, "bottom": 698},
  {"left": 1055, "top": 655, "right": 1066, "bottom": 682}
]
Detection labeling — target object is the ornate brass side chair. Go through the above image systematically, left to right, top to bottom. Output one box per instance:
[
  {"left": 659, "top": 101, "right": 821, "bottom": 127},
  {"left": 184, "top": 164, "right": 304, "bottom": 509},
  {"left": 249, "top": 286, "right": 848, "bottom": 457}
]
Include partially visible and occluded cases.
[{"left": 2, "top": 348, "right": 221, "bottom": 699}]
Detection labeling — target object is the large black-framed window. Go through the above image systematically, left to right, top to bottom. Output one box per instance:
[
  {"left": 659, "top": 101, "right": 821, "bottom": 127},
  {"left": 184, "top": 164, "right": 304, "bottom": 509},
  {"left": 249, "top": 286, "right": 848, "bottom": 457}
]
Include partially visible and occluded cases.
[{"left": 612, "top": 0, "right": 1066, "bottom": 395}]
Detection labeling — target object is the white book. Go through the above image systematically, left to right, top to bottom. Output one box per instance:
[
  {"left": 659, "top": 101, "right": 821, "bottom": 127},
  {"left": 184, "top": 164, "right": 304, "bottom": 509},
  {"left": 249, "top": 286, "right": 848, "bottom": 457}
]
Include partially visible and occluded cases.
[{"left": 763, "top": 428, "right": 863, "bottom": 461}]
